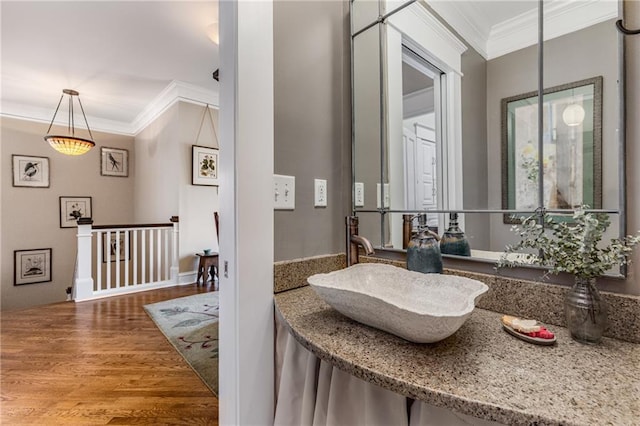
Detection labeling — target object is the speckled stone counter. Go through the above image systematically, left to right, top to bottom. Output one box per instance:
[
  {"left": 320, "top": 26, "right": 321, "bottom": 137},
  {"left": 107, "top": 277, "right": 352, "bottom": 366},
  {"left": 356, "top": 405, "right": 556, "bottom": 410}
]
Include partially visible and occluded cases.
[{"left": 275, "top": 286, "right": 640, "bottom": 426}]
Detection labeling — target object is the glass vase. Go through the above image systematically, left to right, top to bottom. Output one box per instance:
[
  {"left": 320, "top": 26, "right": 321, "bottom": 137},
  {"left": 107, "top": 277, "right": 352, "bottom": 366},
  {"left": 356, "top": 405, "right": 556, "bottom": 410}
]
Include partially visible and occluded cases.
[{"left": 564, "top": 277, "right": 607, "bottom": 344}]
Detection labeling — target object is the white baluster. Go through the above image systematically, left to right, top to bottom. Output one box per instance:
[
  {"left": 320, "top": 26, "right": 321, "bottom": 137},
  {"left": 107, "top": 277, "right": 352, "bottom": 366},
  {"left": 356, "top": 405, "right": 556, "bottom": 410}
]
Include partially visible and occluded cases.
[
  {"left": 170, "top": 217, "right": 179, "bottom": 283},
  {"left": 124, "top": 229, "right": 130, "bottom": 287},
  {"left": 141, "top": 229, "right": 146, "bottom": 285},
  {"left": 115, "top": 230, "right": 121, "bottom": 289},
  {"left": 96, "top": 231, "right": 102, "bottom": 291},
  {"left": 106, "top": 231, "right": 112, "bottom": 288}
]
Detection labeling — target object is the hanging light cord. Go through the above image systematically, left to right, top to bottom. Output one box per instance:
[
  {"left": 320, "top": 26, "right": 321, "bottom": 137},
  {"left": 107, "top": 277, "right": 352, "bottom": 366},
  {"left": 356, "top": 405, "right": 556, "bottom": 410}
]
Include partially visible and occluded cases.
[
  {"left": 45, "top": 91, "right": 95, "bottom": 141},
  {"left": 45, "top": 93, "right": 65, "bottom": 134},
  {"left": 76, "top": 96, "right": 95, "bottom": 141},
  {"left": 195, "top": 104, "right": 219, "bottom": 145}
]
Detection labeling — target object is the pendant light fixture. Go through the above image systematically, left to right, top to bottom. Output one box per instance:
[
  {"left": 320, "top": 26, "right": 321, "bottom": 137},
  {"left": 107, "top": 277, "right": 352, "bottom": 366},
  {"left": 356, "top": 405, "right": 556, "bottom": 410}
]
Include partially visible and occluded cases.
[{"left": 44, "top": 89, "right": 96, "bottom": 156}]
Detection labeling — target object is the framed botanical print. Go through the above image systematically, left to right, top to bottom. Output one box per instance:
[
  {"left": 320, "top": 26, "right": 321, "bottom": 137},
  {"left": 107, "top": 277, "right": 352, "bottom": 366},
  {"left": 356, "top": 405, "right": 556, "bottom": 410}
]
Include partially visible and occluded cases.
[
  {"left": 501, "top": 77, "right": 602, "bottom": 223},
  {"left": 192, "top": 145, "right": 219, "bottom": 186},
  {"left": 101, "top": 147, "right": 129, "bottom": 177},
  {"left": 12, "top": 155, "right": 50, "bottom": 188},
  {"left": 59, "top": 196, "right": 92, "bottom": 228},
  {"left": 14, "top": 248, "right": 52, "bottom": 285}
]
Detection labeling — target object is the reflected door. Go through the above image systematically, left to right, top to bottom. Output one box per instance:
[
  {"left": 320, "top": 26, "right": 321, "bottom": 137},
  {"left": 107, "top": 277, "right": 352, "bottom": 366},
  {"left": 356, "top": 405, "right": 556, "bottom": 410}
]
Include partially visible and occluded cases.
[{"left": 402, "top": 47, "right": 443, "bottom": 229}]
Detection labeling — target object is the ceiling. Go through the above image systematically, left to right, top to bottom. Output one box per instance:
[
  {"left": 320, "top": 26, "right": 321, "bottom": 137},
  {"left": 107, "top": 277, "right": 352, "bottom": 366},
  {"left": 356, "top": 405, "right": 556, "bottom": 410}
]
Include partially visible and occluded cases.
[
  {"left": 1, "top": 1, "right": 219, "bottom": 136},
  {"left": 1, "top": 1, "right": 616, "bottom": 137}
]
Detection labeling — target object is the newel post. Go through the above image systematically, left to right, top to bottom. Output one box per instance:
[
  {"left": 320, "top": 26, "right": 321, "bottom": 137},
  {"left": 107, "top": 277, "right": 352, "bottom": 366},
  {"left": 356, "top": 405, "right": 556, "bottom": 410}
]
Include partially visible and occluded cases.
[
  {"left": 170, "top": 216, "right": 180, "bottom": 283},
  {"left": 74, "top": 218, "right": 94, "bottom": 301}
]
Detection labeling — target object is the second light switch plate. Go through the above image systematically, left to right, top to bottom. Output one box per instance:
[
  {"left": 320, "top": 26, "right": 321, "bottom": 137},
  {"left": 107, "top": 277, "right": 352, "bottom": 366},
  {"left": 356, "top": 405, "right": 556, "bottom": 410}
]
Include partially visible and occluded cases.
[
  {"left": 274, "top": 174, "right": 295, "bottom": 210},
  {"left": 314, "top": 179, "right": 327, "bottom": 207},
  {"left": 354, "top": 182, "right": 364, "bottom": 207}
]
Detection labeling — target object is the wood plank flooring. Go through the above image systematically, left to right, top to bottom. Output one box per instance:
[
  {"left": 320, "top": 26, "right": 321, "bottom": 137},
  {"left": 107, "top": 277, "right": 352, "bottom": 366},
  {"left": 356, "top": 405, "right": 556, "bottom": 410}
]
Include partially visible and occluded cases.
[{"left": 1, "top": 284, "right": 219, "bottom": 425}]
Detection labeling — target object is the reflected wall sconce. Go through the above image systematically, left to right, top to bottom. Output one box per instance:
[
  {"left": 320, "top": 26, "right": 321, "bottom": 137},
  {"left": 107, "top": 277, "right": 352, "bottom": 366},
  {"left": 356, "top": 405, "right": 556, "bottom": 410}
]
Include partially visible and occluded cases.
[
  {"left": 44, "top": 89, "right": 96, "bottom": 156},
  {"left": 562, "top": 103, "right": 585, "bottom": 127}
]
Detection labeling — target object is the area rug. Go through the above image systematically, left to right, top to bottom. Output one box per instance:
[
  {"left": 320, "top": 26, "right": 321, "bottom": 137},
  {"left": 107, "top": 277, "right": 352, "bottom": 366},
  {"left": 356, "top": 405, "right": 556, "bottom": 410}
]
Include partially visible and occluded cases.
[{"left": 144, "top": 292, "right": 219, "bottom": 396}]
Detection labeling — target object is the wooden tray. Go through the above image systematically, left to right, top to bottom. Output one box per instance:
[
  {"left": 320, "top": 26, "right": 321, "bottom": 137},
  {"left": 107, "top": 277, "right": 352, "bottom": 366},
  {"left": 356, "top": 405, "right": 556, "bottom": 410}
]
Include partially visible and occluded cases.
[{"left": 502, "top": 324, "right": 557, "bottom": 345}]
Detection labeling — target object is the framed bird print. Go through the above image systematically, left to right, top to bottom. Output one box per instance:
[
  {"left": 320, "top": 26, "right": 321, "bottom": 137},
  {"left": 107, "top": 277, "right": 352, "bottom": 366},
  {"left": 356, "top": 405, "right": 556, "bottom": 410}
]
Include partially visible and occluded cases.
[
  {"left": 192, "top": 145, "right": 219, "bottom": 186},
  {"left": 101, "top": 147, "right": 129, "bottom": 177},
  {"left": 12, "top": 155, "right": 50, "bottom": 188},
  {"left": 59, "top": 196, "right": 92, "bottom": 228},
  {"left": 14, "top": 248, "right": 52, "bottom": 285}
]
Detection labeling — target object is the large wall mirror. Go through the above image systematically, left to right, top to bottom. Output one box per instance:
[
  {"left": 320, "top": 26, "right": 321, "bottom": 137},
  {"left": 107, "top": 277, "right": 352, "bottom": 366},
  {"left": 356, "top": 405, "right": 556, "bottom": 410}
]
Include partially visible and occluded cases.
[{"left": 351, "top": 0, "right": 626, "bottom": 276}]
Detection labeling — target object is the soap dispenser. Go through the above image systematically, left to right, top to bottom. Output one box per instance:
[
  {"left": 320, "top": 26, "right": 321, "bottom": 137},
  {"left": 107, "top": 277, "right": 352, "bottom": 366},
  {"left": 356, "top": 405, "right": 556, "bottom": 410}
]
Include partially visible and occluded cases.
[
  {"left": 406, "top": 213, "right": 443, "bottom": 274},
  {"left": 440, "top": 213, "right": 471, "bottom": 256}
]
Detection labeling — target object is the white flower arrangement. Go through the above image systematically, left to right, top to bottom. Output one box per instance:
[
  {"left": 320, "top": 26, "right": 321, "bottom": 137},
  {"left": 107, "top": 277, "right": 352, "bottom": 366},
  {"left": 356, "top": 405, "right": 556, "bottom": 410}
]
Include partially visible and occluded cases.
[{"left": 497, "top": 207, "right": 640, "bottom": 279}]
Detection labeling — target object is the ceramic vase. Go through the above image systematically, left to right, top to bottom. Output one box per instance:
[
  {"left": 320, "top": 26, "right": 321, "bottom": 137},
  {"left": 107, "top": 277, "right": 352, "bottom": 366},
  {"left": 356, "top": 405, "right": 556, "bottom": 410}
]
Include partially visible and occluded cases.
[
  {"left": 440, "top": 213, "right": 471, "bottom": 256},
  {"left": 407, "top": 232, "right": 443, "bottom": 274},
  {"left": 564, "top": 276, "right": 607, "bottom": 344}
]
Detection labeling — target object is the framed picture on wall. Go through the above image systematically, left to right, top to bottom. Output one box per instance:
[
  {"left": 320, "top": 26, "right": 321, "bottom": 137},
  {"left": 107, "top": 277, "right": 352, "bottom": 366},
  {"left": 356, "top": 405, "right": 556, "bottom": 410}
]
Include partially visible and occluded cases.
[
  {"left": 501, "top": 76, "right": 602, "bottom": 223},
  {"left": 192, "top": 145, "right": 219, "bottom": 186},
  {"left": 101, "top": 147, "right": 129, "bottom": 177},
  {"left": 12, "top": 155, "right": 50, "bottom": 188},
  {"left": 59, "top": 196, "right": 93, "bottom": 228},
  {"left": 102, "top": 232, "right": 131, "bottom": 263},
  {"left": 14, "top": 248, "right": 52, "bottom": 285}
]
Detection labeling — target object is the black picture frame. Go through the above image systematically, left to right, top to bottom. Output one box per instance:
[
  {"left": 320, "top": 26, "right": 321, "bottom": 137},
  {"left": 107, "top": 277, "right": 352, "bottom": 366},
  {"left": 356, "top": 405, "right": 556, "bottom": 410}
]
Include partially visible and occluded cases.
[
  {"left": 59, "top": 196, "right": 93, "bottom": 228},
  {"left": 14, "top": 248, "right": 52, "bottom": 285}
]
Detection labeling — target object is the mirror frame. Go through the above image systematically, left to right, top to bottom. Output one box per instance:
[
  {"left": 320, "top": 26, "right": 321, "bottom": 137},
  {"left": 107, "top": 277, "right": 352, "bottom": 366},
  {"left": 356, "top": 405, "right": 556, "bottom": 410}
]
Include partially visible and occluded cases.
[{"left": 350, "top": 0, "right": 627, "bottom": 277}]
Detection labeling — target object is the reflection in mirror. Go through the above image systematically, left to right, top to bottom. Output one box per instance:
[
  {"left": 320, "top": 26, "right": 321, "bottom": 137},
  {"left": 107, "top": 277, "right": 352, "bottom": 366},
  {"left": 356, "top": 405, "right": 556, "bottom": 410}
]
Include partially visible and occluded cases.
[{"left": 351, "top": 0, "right": 624, "bottom": 276}]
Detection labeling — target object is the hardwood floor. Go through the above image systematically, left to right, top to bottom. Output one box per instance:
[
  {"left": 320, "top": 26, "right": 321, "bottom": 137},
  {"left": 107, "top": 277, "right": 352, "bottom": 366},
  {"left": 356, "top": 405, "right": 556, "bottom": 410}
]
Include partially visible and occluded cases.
[{"left": 1, "top": 284, "right": 219, "bottom": 425}]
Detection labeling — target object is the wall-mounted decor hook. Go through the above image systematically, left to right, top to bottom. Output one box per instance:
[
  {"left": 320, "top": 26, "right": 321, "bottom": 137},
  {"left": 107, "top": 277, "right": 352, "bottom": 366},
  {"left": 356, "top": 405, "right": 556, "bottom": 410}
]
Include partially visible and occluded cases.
[{"left": 616, "top": 19, "right": 640, "bottom": 35}]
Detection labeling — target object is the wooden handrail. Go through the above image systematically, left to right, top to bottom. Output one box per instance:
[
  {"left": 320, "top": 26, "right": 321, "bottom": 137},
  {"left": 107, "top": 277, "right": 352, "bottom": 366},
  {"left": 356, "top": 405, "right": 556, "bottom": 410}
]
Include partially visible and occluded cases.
[{"left": 92, "top": 223, "right": 173, "bottom": 230}]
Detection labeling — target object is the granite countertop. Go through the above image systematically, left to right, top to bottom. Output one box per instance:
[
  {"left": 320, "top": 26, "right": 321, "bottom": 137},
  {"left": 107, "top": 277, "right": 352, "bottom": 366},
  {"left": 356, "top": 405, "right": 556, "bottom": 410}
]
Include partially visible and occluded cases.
[{"left": 275, "top": 286, "right": 640, "bottom": 426}]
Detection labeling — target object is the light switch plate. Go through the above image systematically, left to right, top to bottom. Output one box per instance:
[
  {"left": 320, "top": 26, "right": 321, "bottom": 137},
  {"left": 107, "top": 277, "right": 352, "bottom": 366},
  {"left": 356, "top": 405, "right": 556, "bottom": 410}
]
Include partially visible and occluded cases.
[
  {"left": 274, "top": 174, "right": 295, "bottom": 210},
  {"left": 314, "top": 179, "right": 327, "bottom": 207},
  {"left": 354, "top": 182, "right": 364, "bottom": 207},
  {"left": 376, "top": 183, "right": 390, "bottom": 208}
]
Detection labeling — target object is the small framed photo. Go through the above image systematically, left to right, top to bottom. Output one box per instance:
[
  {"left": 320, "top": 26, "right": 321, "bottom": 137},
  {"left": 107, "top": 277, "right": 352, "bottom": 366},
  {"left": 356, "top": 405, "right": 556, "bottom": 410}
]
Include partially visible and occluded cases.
[
  {"left": 192, "top": 145, "right": 219, "bottom": 186},
  {"left": 101, "top": 147, "right": 129, "bottom": 177},
  {"left": 12, "top": 155, "right": 50, "bottom": 188},
  {"left": 59, "top": 196, "right": 92, "bottom": 228},
  {"left": 103, "top": 232, "right": 131, "bottom": 263},
  {"left": 14, "top": 248, "right": 52, "bottom": 285}
]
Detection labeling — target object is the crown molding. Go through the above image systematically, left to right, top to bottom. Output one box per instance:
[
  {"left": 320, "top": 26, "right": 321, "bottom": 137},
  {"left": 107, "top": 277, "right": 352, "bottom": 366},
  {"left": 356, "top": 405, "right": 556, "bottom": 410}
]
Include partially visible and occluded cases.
[
  {"left": 426, "top": 0, "right": 617, "bottom": 60},
  {"left": 487, "top": 0, "right": 618, "bottom": 60},
  {"left": 427, "top": 1, "right": 489, "bottom": 59},
  {"left": 0, "top": 80, "right": 219, "bottom": 137},
  {"left": 130, "top": 80, "right": 219, "bottom": 135},
  {"left": 0, "top": 102, "right": 135, "bottom": 135}
]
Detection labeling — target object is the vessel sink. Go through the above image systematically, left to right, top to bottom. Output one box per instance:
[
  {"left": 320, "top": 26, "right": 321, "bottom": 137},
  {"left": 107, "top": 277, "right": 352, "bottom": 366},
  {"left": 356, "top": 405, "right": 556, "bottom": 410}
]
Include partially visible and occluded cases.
[{"left": 307, "top": 263, "right": 489, "bottom": 343}]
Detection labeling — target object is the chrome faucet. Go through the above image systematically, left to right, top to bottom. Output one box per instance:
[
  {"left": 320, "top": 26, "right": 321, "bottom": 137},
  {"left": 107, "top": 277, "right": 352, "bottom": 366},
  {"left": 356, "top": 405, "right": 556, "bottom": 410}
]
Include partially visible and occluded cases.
[{"left": 346, "top": 216, "right": 374, "bottom": 266}]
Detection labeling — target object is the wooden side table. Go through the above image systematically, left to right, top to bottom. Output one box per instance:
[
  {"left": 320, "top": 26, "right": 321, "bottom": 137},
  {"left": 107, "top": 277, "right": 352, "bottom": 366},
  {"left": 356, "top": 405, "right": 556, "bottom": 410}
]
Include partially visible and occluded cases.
[{"left": 196, "top": 253, "right": 219, "bottom": 285}]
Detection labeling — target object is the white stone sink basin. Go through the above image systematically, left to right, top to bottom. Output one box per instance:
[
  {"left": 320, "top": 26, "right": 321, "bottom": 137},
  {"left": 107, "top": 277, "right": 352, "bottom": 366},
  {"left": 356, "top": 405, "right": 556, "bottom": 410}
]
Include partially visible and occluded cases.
[{"left": 307, "top": 263, "right": 489, "bottom": 343}]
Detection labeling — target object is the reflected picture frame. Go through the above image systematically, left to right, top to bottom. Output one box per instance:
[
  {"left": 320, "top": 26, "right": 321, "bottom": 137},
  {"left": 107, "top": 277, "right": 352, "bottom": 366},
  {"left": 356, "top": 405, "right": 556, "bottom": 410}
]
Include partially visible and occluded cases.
[
  {"left": 501, "top": 76, "right": 602, "bottom": 224},
  {"left": 192, "top": 145, "right": 219, "bottom": 186},
  {"left": 14, "top": 248, "right": 52, "bottom": 285}
]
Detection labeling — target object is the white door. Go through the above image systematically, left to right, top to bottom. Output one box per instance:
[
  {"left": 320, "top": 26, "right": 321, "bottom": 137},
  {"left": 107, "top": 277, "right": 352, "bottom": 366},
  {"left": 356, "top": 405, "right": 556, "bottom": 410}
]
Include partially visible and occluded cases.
[
  {"left": 403, "top": 127, "right": 416, "bottom": 209},
  {"left": 417, "top": 135, "right": 437, "bottom": 210}
]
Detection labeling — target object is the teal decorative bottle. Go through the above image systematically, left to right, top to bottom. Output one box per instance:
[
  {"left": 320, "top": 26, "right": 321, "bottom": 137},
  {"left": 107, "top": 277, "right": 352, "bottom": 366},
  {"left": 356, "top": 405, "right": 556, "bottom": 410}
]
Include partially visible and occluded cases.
[
  {"left": 440, "top": 213, "right": 471, "bottom": 256},
  {"left": 407, "top": 214, "right": 443, "bottom": 274}
]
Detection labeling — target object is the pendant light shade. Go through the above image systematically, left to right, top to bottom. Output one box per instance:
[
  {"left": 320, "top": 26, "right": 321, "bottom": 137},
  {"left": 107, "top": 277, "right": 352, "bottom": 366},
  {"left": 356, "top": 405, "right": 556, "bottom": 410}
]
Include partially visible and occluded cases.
[{"left": 44, "top": 89, "right": 96, "bottom": 156}]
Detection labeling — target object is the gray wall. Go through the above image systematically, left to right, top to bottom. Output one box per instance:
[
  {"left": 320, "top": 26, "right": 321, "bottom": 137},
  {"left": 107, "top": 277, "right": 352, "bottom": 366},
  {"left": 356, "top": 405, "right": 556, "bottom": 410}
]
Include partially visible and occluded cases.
[
  {"left": 273, "top": 0, "right": 351, "bottom": 261},
  {"left": 623, "top": 0, "right": 640, "bottom": 295},
  {"left": 487, "top": 19, "right": 618, "bottom": 252},
  {"left": 461, "top": 45, "right": 489, "bottom": 249},
  {"left": 134, "top": 102, "right": 219, "bottom": 274},
  {"left": 1, "top": 117, "right": 135, "bottom": 310}
]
